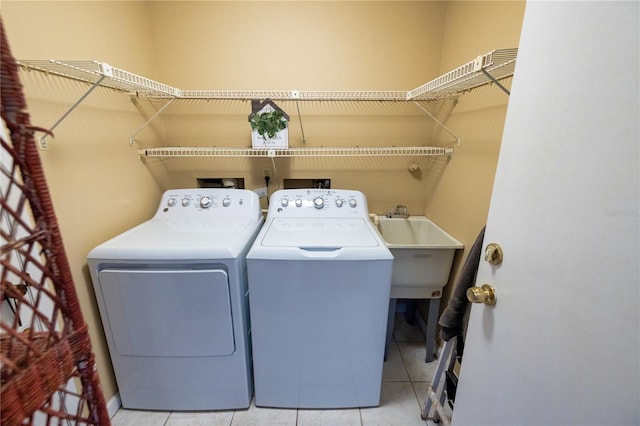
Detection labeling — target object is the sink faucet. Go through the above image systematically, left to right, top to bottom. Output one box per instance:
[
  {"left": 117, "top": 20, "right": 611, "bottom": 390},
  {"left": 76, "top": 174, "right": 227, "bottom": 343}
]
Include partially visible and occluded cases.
[{"left": 387, "top": 205, "right": 408, "bottom": 218}]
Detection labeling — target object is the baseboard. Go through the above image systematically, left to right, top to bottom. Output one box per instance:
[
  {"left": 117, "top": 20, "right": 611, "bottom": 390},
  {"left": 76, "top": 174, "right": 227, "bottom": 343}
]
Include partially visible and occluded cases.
[{"left": 106, "top": 393, "right": 121, "bottom": 419}]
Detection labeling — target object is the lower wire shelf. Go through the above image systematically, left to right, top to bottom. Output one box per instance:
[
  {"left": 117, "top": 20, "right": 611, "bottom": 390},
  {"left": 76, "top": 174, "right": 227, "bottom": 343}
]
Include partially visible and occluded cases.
[{"left": 137, "top": 146, "right": 454, "bottom": 159}]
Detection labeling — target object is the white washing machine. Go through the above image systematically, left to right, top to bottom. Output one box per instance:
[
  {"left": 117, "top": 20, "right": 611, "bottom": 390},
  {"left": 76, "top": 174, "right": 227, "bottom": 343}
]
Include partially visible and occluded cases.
[
  {"left": 87, "top": 188, "right": 263, "bottom": 411},
  {"left": 246, "top": 189, "right": 393, "bottom": 409}
]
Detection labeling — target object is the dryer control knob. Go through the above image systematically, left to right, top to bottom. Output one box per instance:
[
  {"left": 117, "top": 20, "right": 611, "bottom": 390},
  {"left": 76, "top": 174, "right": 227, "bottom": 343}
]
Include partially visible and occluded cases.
[
  {"left": 200, "top": 196, "right": 213, "bottom": 209},
  {"left": 313, "top": 197, "right": 325, "bottom": 209},
  {"left": 167, "top": 198, "right": 177, "bottom": 207},
  {"left": 182, "top": 198, "right": 191, "bottom": 207},
  {"left": 222, "top": 198, "right": 231, "bottom": 207},
  {"left": 281, "top": 198, "right": 289, "bottom": 207},
  {"left": 295, "top": 198, "right": 303, "bottom": 207},
  {"left": 335, "top": 198, "right": 344, "bottom": 208},
  {"left": 349, "top": 199, "right": 357, "bottom": 208}
]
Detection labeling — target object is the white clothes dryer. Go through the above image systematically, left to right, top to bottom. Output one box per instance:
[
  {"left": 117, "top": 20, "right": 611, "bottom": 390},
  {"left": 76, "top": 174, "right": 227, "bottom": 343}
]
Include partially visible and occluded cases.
[
  {"left": 88, "top": 188, "right": 263, "bottom": 411},
  {"left": 247, "top": 189, "right": 393, "bottom": 409}
]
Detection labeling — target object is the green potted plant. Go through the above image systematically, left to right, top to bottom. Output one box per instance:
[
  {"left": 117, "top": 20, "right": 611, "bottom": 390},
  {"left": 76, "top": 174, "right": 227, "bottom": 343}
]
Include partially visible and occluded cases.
[
  {"left": 248, "top": 99, "right": 290, "bottom": 148},
  {"left": 249, "top": 109, "right": 288, "bottom": 140}
]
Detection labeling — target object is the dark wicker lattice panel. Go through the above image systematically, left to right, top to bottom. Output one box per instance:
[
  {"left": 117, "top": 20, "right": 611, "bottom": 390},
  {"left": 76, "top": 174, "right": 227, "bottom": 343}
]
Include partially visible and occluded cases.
[{"left": 1, "top": 18, "right": 109, "bottom": 426}]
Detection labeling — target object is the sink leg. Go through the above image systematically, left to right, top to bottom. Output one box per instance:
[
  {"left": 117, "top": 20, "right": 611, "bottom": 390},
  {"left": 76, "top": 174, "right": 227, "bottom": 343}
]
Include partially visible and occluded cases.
[
  {"left": 384, "top": 298, "right": 397, "bottom": 361},
  {"left": 425, "top": 298, "right": 441, "bottom": 362}
]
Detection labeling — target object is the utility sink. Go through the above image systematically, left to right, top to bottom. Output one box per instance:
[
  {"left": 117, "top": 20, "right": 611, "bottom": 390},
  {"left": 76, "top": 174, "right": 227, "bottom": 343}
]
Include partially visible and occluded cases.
[
  {"left": 375, "top": 216, "right": 463, "bottom": 299},
  {"left": 376, "top": 216, "right": 463, "bottom": 361}
]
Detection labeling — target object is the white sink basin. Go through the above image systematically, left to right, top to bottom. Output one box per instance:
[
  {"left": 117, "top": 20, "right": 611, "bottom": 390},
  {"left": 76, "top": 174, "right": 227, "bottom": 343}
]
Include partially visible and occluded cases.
[{"left": 375, "top": 216, "right": 463, "bottom": 299}]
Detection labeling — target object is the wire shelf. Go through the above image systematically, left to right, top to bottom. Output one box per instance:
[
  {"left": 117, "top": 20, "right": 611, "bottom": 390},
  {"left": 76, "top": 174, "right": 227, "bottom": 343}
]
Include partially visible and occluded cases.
[
  {"left": 18, "top": 48, "right": 516, "bottom": 101},
  {"left": 407, "top": 48, "right": 517, "bottom": 99},
  {"left": 18, "top": 50, "right": 515, "bottom": 157},
  {"left": 18, "top": 59, "right": 178, "bottom": 97},
  {"left": 176, "top": 90, "right": 410, "bottom": 101},
  {"left": 138, "top": 146, "right": 453, "bottom": 158}
]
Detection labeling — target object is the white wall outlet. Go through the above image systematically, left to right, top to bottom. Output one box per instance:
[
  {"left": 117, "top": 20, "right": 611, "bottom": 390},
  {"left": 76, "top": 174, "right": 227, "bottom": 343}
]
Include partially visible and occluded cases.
[{"left": 39, "top": 136, "right": 49, "bottom": 150}]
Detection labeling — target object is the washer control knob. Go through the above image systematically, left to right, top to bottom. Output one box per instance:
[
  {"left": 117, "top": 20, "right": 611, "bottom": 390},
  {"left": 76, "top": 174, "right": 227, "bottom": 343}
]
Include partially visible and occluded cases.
[
  {"left": 200, "top": 196, "right": 212, "bottom": 209},
  {"left": 313, "top": 197, "right": 325, "bottom": 209},
  {"left": 167, "top": 198, "right": 177, "bottom": 207},
  {"left": 182, "top": 198, "right": 191, "bottom": 207},
  {"left": 222, "top": 198, "right": 231, "bottom": 207},
  {"left": 281, "top": 198, "right": 289, "bottom": 207},
  {"left": 295, "top": 198, "right": 303, "bottom": 207},
  {"left": 335, "top": 198, "right": 344, "bottom": 208},
  {"left": 349, "top": 199, "right": 357, "bottom": 208}
]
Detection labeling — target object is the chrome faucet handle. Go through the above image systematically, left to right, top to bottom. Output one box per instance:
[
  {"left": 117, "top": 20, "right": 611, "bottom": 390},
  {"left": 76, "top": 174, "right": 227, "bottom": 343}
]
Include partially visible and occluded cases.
[{"left": 395, "top": 205, "right": 408, "bottom": 216}]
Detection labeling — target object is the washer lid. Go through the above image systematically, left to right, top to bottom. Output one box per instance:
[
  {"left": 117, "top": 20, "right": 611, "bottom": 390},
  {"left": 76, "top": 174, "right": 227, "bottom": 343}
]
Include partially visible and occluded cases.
[{"left": 261, "top": 218, "right": 380, "bottom": 247}]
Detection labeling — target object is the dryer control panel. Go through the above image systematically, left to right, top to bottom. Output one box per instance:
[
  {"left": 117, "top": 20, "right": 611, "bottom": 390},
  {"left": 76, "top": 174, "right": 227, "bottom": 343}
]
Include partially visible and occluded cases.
[
  {"left": 156, "top": 188, "right": 261, "bottom": 220},
  {"left": 269, "top": 189, "right": 369, "bottom": 218}
]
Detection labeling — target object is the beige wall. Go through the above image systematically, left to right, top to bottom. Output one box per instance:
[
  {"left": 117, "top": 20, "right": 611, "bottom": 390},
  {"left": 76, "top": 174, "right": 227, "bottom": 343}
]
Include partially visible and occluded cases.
[
  {"left": 2, "top": 0, "right": 525, "bottom": 404},
  {"left": 2, "top": 0, "right": 164, "bottom": 402},
  {"left": 140, "top": 1, "right": 449, "bottom": 215},
  {"left": 425, "top": 1, "right": 526, "bottom": 320}
]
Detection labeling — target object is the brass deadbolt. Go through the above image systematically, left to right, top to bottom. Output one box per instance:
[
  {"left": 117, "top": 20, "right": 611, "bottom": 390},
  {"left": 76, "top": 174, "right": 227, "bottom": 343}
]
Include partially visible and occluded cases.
[
  {"left": 485, "top": 243, "right": 503, "bottom": 265},
  {"left": 466, "top": 284, "right": 497, "bottom": 306}
]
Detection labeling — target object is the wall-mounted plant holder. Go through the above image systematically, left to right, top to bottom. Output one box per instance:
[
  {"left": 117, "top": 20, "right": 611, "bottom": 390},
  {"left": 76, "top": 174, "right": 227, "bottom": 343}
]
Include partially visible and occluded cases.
[{"left": 248, "top": 99, "right": 289, "bottom": 149}]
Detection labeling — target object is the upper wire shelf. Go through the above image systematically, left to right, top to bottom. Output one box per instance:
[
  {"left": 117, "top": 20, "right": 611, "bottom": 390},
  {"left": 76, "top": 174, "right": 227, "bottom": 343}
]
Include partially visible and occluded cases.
[
  {"left": 406, "top": 48, "right": 517, "bottom": 99},
  {"left": 18, "top": 49, "right": 517, "bottom": 101},
  {"left": 18, "top": 60, "right": 178, "bottom": 97},
  {"left": 176, "top": 90, "right": 411, "bottom": 101}
]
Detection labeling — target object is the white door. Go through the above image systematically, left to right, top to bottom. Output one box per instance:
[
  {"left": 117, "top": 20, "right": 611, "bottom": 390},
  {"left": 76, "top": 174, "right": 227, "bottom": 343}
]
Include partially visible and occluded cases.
[{"left": 452, "top": 2, "right": 639, "bottom": 426}]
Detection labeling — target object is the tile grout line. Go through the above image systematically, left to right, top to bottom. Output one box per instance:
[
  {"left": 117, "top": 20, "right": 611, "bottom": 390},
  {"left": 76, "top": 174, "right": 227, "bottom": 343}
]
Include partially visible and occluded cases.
[
  {"left": 395, "top": 324, "right": 434, "bottom": 422},
  {"left": 391, "top": 338, "right": 422, "bottom": 423}
]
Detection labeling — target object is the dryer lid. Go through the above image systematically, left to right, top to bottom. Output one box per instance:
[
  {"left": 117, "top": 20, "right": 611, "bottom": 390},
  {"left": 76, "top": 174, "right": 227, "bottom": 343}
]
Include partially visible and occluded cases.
[
  {"left": 88, "top": 217, "right": 262, "bottom": 260},
  {"left": 261, "top": 218, "right": 380, "bottom": 248}
]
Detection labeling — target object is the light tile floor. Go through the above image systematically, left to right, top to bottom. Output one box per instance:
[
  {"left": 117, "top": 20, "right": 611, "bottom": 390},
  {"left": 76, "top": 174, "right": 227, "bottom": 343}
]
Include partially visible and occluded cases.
[{"left": 111, "top": 316, "right": 441, "bottom": 426}]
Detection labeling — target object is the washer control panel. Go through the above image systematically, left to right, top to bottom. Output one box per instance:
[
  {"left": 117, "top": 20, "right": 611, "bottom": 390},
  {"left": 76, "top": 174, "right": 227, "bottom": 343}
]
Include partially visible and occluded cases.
[
  {"left": 155, "top": 188, "right": 260, "bottom": 219},
  {"left": 270, "top": 189, "right": 369, "bottom": 218}
]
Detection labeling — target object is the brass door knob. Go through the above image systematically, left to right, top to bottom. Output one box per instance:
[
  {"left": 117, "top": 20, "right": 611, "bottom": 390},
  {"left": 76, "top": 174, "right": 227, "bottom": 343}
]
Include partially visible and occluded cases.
[{"left": 466, "top": 284, "right": 497, "bottom": 306}]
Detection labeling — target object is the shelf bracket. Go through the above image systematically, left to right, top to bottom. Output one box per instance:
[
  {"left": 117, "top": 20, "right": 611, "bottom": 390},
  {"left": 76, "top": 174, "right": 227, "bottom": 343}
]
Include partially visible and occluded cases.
[
  {"left": 480, "top": 68, "right": 511, "bottom": 96},
  {"left": 39, "top": 75, "right": 106, "bottom": 149},
  {"left": 128, "top": 98, "right": 176, "bottom": 145},
  {"left": 294, "top": 100, "right": 307, "bottom": 144},
  {"left": 412, "top": 101, "right": 461, "bottom": 147}
]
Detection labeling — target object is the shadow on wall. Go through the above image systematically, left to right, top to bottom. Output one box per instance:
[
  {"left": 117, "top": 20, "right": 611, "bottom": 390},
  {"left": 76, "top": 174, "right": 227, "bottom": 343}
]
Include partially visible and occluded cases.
[{"left": 421, "top": 155, "right": 451, "bottom": 207}]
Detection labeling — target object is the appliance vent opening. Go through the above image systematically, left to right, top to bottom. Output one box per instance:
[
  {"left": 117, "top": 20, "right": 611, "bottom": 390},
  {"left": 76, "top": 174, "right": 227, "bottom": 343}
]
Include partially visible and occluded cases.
[
  {"left": 197, "top": 178, "right": 245, "bottom": 189},
  {"left": 283, "top": 179, "right": 330, "bottom": 189}
]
